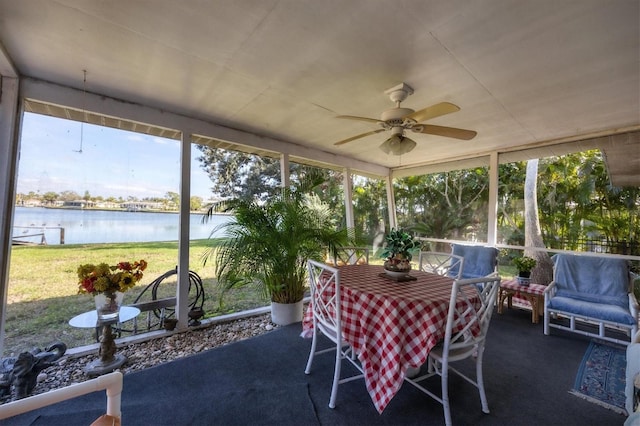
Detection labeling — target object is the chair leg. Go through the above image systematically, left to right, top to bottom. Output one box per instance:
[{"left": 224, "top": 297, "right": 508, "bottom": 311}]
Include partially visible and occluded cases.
[
  {"left": 543, "top": 310, "right": 550, "bottom": 335},
  {"left": 304, "top": 331, "right": 318, "bottom": 375},
  {"left": 328, "top": 343, "right": 342, "bottom": 409},
  {"left": 476, "top": 347, "right": 489, "bottom": 413},
  {"left": 427, "top": 356, "right": 436, "bottom": 374},
  {"left": 441, "top": 360, "right": 452, "bottom": 426}
]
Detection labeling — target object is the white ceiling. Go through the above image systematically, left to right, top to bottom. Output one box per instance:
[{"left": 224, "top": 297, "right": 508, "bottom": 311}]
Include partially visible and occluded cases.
[{"left": 0, "top": 0, "right": 638, "bottom": 181}]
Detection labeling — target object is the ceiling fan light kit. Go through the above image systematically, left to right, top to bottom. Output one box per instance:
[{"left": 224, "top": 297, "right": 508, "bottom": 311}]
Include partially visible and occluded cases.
[
  {"left": 334, "top": 82, "right": 477, "bottom": 155},
  {"left": 379, "top": 135, "right": 417, "bottom": 156}
]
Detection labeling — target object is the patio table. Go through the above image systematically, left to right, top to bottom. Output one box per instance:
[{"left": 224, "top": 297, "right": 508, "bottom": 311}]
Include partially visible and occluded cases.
[
  {"left": 302, "top": 264, "right": 479, "bottom": 413},
  {"left": 497, "top": 279, "right": 546, "bottom": 323},
  {"left": 69, "top": 306, "right": 140, "bottom": 377}
]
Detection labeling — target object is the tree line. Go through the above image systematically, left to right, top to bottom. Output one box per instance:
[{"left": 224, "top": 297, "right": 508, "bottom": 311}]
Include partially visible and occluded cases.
[
  {"left": 196, "top": 146, "right": 640, "bottom": 258},
  {"left": 15, "top": 190, "right": 206, "bottom": 212}
]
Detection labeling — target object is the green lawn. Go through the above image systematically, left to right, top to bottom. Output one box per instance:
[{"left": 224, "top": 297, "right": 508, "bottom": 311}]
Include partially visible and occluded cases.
[
  {"left": 4, "top": 240, "right": 269, "bottom": 356},
  {"left": 4, "top": 240, "right": 562, "bottom": 357}
]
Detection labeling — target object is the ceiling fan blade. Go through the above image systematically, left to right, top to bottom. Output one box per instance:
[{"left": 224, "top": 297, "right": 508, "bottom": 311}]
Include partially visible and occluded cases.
[
  {"left": 405, "top": 102, "right": 460, "bottom": 123},
  {"left": 336, "top": 115, "right": 382, "bottom": 125},
  {"left": 415, "top": 124, "right": 477, "bottom": 140},
  {"left": 334, "top": 129, "right": 385, "bottom": 146}
]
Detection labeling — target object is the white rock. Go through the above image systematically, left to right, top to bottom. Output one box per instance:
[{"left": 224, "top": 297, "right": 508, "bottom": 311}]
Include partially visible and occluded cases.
[{"left": 0, "top": 313, "right": 278, "bottom": 405}]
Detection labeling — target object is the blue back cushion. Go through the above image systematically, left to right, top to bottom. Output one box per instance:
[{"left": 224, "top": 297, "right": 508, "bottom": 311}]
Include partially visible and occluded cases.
[
  {"left": 450, "top": 244, "right": 498, "bottom": 279},
  {"left": 552, "top": 254, "right": 630, "bottom": 308}
]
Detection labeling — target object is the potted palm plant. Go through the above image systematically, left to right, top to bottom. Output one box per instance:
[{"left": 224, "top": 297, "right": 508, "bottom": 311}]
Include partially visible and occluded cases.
[
  {"left": 202, "top": 172, "right": 351, "bottom": 325},
  {"left": 381, "top": 228, "right": 419, "bottom": 277},
  {"left": 513, "top": 255, "right": 537, "bottom": 286}
]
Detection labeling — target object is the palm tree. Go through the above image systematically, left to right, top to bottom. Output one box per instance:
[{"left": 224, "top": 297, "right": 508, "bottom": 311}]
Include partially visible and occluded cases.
[
  {"left": 524, "top": 159, "right": 553, "bottom": 284},
  {"left": 202, "top": 172, "right": 352, "bottom": 323}
]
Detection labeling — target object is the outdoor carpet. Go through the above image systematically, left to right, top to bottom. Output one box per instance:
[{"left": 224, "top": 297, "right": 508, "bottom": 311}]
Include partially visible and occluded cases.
[
  {"left": 1, "top": 310, "right": 627, "bottom": 426},
  {"left": 2, "top": 329, "right": 321, "bottom": 426},
  {"left": 570, "top": 339, "right": 627, "bottom": 415}
]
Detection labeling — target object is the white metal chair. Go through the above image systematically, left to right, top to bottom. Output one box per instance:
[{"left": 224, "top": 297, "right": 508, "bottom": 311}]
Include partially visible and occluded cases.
[
  {"left": 332, "top": 246, "right": 370, "bottom": 266},
  {"left": 418, "top": 251, "right": 465, "bottom": 279},
  {"left": 304, "top": 259, "right": 364, "bottom": 408},
  {"left": 404, "top": 275, "right": 501, "bottom": 426},
  {"left": 626, "top": 331, "right": 640, "bottom": 418}
]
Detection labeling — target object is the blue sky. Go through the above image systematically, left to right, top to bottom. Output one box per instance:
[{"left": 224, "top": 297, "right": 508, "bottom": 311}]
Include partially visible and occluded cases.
[{"left": 17, "top": 113, "right": 214, "bottom": 200}]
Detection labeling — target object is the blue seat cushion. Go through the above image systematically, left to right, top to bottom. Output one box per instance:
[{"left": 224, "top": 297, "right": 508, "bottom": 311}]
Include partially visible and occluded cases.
[
  {"left": 450, "top": 244, "right": 498, "bottom": 279},
  {"left": 553, "top": 254, "right": 630, "bottom": 299},
  {"left": 555, "top": 289, "right": 629, "bottom": 309},
  {"left": 548, "top": 295, "right": 635, "bottom": 325}
]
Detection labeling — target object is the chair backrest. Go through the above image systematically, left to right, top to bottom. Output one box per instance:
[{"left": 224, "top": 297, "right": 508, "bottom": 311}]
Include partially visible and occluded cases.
[
  {"left": 450, "top": 244, "right": 499, "bottom": 279},
  {"left": 332, "top": 246, "right": 369, "bottom": 266},
  {"left": 418, "top": 251, "right": 465, "bottom": 279},
  {"left": 552, "top": 254, "right": 630, "bottom": 305},
  {"left": 307, "top": 260, "right": 341, "bottom": 337},
  {"left": 443, "top": 276, "right": 502, "bottom": 358}
]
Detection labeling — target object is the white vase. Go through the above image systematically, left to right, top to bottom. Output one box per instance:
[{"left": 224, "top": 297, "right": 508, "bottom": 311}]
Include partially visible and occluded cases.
[
  {"left": 94, "top": 291, "right": 124, "bottom": 321},
  {"left": 270, "top": 300, "right": 303, "bottom": 326}
]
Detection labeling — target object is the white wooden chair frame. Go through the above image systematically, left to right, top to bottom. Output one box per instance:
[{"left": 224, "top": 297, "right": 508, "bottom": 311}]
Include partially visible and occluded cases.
[
  {"left": 332, "top": 246, "right": 370, "bottom": 266},
  {"left": 418, "top": 251, "right": 465, "bottom": 279},
  {"left": 543, "top": 256, "right": 639, "bottom": 346},
  {"left": 304, "top": 259, "right": 364, "bottom": 408},
  {"left": 404, "top": 276, "right": 501, "bottom": 426}
]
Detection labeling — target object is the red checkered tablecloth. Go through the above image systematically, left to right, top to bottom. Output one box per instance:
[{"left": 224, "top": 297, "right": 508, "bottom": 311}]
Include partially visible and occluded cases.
[
  {"left": 302, "top": 264, "right": 479, "bottom": 413},
  {"left": 500, "top": 279, "right": 546, "bottom": 296}
]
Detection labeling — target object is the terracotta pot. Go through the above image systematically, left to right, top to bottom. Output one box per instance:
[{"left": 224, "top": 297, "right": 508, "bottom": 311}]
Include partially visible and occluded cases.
[{"left": 163, "top": 318, "right": 178, "bottom": 331}]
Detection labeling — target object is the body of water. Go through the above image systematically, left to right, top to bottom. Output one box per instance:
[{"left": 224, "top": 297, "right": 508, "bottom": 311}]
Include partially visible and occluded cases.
[{"left": 11, "top": 207, "right": 232, "bottom": 245}]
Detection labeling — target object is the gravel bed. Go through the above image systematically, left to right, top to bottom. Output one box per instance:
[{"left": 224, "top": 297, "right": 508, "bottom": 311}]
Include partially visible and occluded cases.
[{"left": 1, "top": 313, "right": 278, "bottom": 405}]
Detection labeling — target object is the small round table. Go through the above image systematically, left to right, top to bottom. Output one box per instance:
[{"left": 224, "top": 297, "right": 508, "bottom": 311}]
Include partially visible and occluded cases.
[{"left": 69, "top": 306, "right": 140, "bottom": 377}]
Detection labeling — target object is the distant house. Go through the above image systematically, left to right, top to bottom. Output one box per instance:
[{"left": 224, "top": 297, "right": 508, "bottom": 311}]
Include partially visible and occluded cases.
[
  {"left": 21, "top": 198, "right": 42, "bottom": 207},
  {"left": 63, "top": 200, "right": 95, "bottom": 209},
  {"left": 95, "top": 201, "right": 120, "bottom": 209},
  {"left": 121, "top": 201, "right": 163, "bottom": 211}
]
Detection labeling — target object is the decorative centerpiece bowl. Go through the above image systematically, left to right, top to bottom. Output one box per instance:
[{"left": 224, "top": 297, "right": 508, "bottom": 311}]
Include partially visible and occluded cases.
[
  {"left": 381, "top": 228, "right": 418, "bottom": 279},
  {"left": 384, "top": 268, "right": 412, "bottom": 279}
]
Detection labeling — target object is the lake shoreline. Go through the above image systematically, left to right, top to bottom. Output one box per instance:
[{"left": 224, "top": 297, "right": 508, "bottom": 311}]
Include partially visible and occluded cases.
[
  {"left": 31, "top": 205, "right": 232, "bottom": 215},
  {"left": 12, "top": 206, "right": 232, "bottom": 245}
]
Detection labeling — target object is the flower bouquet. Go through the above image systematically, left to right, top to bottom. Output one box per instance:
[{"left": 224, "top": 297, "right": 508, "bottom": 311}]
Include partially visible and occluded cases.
[{"left": 77, "top": 259, "right": 147, "bottom": 320}]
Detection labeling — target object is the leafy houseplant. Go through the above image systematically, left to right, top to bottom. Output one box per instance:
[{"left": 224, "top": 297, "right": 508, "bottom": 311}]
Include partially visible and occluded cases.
[
  {"left": 203, "top": 173, "right": 351, "bottom": 325},
  {"left": 381, "top": 228, "right": 419, "bottom": 272},
  {"left": 513, "top": 256, "right": 536, "bottom": 285}
]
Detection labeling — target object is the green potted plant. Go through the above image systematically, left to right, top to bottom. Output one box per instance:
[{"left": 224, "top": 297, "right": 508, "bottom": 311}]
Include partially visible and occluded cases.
[
  {"left": 202, "top": 172, "right": 351, "bottom": 325},
  {"left": 381, "top": 228, "right": 419, "bottom": 276},
  {"left": 513, "top": 255, "right": 537, "bottom": 286}
]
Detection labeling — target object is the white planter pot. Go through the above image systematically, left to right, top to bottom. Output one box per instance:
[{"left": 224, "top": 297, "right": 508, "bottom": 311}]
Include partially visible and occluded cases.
[{"left": 271, "top": 300, "right": 304, "bottom": 326}]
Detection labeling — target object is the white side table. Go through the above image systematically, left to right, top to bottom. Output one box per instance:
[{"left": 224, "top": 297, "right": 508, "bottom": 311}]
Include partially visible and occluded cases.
[{"left": 69, "top": 306, "right": 140, "bottom": 377}]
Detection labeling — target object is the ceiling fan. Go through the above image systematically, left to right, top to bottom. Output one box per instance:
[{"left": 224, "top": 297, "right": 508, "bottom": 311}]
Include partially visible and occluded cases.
[{"left": 334, "top": 83, "right": 477, "bottom": 155}]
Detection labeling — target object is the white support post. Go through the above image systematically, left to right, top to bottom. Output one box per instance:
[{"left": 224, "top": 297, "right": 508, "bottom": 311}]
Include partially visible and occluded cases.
[
  {"left": 0, "top": 75, "right": 20, "bottom": 357},
  {"left": 176, "top": 131, "right": 192, "bottom": 330},
  {"left": 487, "top": 152, "right": 499, "bottom": 246},
  {"left": 280, "top": 153, "right": 290, "bottom": 188},
  {"left": 343, "top": 168, "right": 355, "bottom": 231},
  {"left": 385, "top": 174, "right": 397, "bottom": 229}
]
